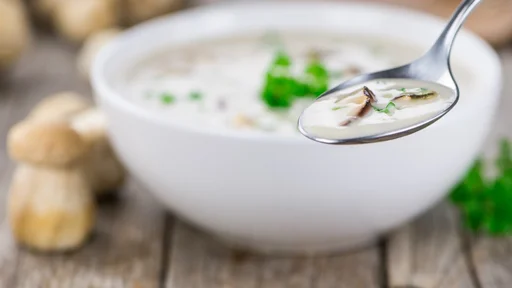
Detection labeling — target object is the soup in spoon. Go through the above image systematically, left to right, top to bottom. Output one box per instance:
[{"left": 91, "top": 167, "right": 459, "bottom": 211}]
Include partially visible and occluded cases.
[{"left": 299, "top": 79, "right": 456, "bottom": 140}]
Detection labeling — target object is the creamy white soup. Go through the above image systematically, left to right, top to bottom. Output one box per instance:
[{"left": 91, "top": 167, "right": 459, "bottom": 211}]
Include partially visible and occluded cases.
[
  {"left": 126, "top": 33, "right": 453, "bottom": 135},
  {"left": 299, "top": 79, "right": 456, "bottom": 140}
]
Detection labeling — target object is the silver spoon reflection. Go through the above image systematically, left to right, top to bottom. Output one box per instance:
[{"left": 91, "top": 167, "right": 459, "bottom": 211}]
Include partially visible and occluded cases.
[{"left": 298, "top": 0, "right": 482, "bottom": 145}]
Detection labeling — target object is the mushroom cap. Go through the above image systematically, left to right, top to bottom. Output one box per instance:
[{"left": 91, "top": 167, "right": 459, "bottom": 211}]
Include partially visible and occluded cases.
[
  {"left": 53, "top": 0, "right": 119, "bottom": 43},
  {"left": 28, "top": 91, "right": 91, "bottom": 122},
  {"left": 70, "top": 108, "right": 108, "bottom": 144},
  {"left": 8, "top": 121, "right": 89, "bottom": 166}
]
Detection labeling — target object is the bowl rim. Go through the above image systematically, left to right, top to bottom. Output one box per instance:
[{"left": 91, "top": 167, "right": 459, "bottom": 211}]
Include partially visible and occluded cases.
[{"left": 92, "top": 0, "right": 502, "bottom": 144}]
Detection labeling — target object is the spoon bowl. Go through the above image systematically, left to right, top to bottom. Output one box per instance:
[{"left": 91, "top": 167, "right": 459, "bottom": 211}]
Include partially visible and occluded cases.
[{"left": 298, "top": 0, "right": 480, "bottom": 145}]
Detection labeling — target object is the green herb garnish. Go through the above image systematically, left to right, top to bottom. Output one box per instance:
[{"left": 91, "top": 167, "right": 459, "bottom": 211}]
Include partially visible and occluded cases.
[
  {"left": 260, "top": 50, "right": 299, "bottom": 108},
  {"left": 261, "top": 50, "right": 330, "bottom": 108},
  {"left": 274, "top": 50, "right": 292, "bottom": 67},
  {"left": 301, "top": 58, "right": 329, "bottom": 97},
  {"left": 262, "top": 76, "right": 299, "bottom": 108},
  {"left": 399, "top": 88, "right": 407, "bottom": 92},
  {"left": 420, "top": 88, "right": 429, "bottom": 92},
  {"left": 189, "top": 91, "right": 203, "bottom": 101},
  {"left": 160, "top": 93, "right": 175, "bottom": 105},
  {"left": 372, "top": 102, "right": 396, "bottom": 115},
  {"left": 332, "top": 106, "right": 343, "bottom": 111},
  {"left": 450, "top": 139, "right": 512, "bottom": 235}
]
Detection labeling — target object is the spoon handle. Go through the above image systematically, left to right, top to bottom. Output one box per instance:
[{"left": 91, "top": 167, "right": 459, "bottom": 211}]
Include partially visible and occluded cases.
[{"left": 430, "top": 0, "right": 484, "bottom": 60}]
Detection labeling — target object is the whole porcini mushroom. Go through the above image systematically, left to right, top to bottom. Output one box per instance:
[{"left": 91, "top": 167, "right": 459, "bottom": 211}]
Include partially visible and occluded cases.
[
  {"left": 0, "top": 0, "right": 30, "bottom": 70},
  {"left": 53, "top": 0, "right": 119, "bottom": 43},
  {"left": 122, "top": 0, "right": 183, "bottom": 25},
  {"left": 77, "top": 28, "right": 121, "bottom": 80},
  {"left": 28, "top": 91, "right": 91, "bottom": 122},
  {"left": 71, "top": 108, "right": 126, "bottom": 195},
  {"left": 7, "top": 121, "right": 95, "bottom": 252}
]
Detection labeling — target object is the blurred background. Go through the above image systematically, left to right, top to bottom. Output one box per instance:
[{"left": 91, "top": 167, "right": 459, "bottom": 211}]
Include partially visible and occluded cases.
[{"left": 1, "top": 0, "right": 511, "bottom": 76}]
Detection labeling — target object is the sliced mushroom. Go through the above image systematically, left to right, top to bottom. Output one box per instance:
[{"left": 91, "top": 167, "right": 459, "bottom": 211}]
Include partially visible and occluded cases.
[
  {"left": 307, "top": 49, "right": 322, "bottom": 61},
  {"left": 345, "top": 65, "right": 362, "bottom": 76},
  {"left": 336, "top": 86, "right": 376, "bottom": 126},
  {"left": 362, "top": 86, "right": 377, "bottom": 102},
  {"left": 392, "top": 89, "right": 439, "bottom": 108},
  {"left": 232, "top": 114, "right": 254, "bottom": 128}
]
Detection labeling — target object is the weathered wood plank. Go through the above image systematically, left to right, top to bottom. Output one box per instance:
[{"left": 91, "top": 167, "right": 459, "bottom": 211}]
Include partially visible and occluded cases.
[
  {"left": 0, "top": 33, "right": 167, "bottom": 288},
  {"left": 386, "top": 203, "right": 476, "bottom": 288},
  {"left": 166, "top": 221, "right": 381, "bottom": 288},
  {"left": 167, "top": 222, "right": 262, "bottom": 288},
  {"left": 470, "top": 236, "right": 512, "bottom": 288},
  {"left": 309, "top": 248, "right": 380, "bottom": 288}
]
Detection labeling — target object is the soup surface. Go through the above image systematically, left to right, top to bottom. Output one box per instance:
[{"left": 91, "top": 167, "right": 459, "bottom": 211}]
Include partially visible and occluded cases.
[
  {"left": 126, "top": 33, "right": 459, "bottom": 135},
  {"left": 299, "top": 79, "right": 456, "bottom": 140}
]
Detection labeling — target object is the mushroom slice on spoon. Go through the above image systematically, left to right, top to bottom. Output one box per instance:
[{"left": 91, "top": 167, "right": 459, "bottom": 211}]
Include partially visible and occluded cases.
[
  {"left": 335, "top": 86, "right": 376, "bottom": 126},
  {"left": 392, "top": 89, "right": 439, "bottom": 109}
]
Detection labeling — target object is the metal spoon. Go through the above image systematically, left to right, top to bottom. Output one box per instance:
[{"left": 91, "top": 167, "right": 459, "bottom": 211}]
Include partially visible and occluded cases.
[{"left": 298, "top": 0, "right": 483, "bottom": 145}]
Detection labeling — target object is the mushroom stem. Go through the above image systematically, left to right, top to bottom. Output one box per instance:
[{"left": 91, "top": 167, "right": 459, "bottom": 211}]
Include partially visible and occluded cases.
[{"left": 9, "top": 164, "right": 95, "bottom": 252}]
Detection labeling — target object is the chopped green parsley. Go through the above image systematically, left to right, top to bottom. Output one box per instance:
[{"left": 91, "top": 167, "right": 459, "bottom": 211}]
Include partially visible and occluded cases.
[
  {"left": 189, "top": 91, "right": 203, "bottom": 101},
  {"left": 160, "top": 93, "right": 175, "bottom": 105},
  {"left": 372, "top": 101, "right": 396, "bottom": 115}
]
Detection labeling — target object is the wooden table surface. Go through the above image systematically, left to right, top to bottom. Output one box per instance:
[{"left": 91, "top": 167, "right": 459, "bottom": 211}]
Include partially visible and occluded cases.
[{"left": 0, "top": 33, "right": 511, "bottom": 288}]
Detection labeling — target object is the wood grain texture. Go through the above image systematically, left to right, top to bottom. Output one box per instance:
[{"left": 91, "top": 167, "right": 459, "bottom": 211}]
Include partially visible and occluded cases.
[
  {"left": 0, "top": 33, "right": 166, "bottom": 288},
  {"left": 387, "top": 203, "right": 476, "bottom": 288},
  {"left": 166, "top": 221, "right": 381, "bottom": 288},
  {"left": 470, "top": 235, "right": 512, "bottom": 288}
]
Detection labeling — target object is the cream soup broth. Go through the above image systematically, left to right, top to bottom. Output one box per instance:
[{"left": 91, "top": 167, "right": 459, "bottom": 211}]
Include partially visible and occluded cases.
[
  {"left": 127, "top": 34, "right": 425, "bottom": 134},
  {"left": 299, "top": 79, "right": 456, "bottom": 140}
]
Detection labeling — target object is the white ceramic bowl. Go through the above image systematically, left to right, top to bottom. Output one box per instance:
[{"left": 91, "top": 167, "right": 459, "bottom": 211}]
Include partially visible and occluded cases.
[{"left": 92, "top": 2, "right": 502, "bottom": 253}]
